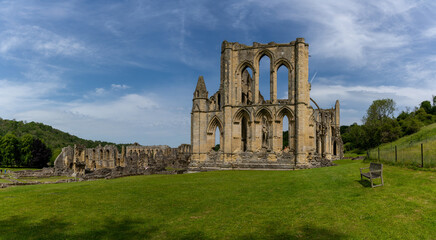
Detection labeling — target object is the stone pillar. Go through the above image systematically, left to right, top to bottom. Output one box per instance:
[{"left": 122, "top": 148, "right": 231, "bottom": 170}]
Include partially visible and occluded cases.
[
  {"left": 294, "top": 38, "right": 310, "bottom": 166},
  {"left": 253, "top": 68, "right": 259, "bottom": 104},
  {"left": 271, "top": 69, "right": 277, "bottom": 103},
  {"left": 289, "top": 69, "right": 295, "bottom": 103},
  {"left": 223, "top": 106, "right": 232, "bottom": 161}
]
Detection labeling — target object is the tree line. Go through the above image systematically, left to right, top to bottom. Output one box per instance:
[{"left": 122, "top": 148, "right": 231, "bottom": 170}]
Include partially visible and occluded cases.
[
  {"left": 341, "top": 96, "right": 436, "bottom": 152},
  {"left": 0, "top": 133, "right": 52, "bottom": 168}
]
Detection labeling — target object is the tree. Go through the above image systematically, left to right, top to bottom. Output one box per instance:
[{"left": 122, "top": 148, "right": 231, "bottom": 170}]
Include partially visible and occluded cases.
[
  {"left": 362, "top": 99, "right": 399, "bottom": 148},
  {"left": 363, "top": 99, "right": 396, "bottom": 125},
  {"left": 420, "top": 101, "right": 432, "bottom": 114},
  {"left": 0, "top": 133, "right": 21, "bottom": 166},
  {"left": 20, "top": 134, "right": 51, "bottom": 168},
  {"left": 21, "top": 134, "right": 34, "bottom": 166},
  {"left": 29, "top": 138, "right": 52, "bottom": 168}
]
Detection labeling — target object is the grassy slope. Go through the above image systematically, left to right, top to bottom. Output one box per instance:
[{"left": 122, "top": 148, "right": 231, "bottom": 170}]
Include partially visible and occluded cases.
[
  {"left": 370, "top": 123, "right": 436, "bottom": 167},
  {"left": 378, "top": 123, "right": 436, "bottom": 150},
  {"left": 1, "top": 160, "right": 435, "bottom": 239}
]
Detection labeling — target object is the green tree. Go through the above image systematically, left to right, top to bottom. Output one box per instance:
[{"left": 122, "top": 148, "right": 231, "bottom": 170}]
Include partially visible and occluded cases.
[
  {"left": 363, "top": 99, "right": 396, "bottom": 124},
  {"left": 363, "top": 99, "right": 400, "bottom": 148},
  {"left": 420, "top": 101, "right": 432, "bottom": 114},
  {"left": 341, "top": 123, "right": 367, "bottom": 151},
  {"left": 283, "top": 130, "right": 289, "bottom": 149},
  {"left": 0, "top": 133, "right": 21, "bottom": 167},
  {"left": 20, "top": 134, "right": 51, "bottom": 168},
  {"left": 21, "top": 134, "right": 34, "bottom": 166},
  {"left": 29, "top": 138, "right": 52, "bottom": 168}
]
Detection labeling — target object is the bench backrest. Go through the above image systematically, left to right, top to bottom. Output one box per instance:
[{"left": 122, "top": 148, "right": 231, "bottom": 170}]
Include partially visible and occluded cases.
[{"left": 369, "top": 162, "right": 382, "bottom": 171}]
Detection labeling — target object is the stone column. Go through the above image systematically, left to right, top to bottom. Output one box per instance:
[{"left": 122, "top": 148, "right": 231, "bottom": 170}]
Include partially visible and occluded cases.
[
  {"left": 294, "top": 38, "right": 310, "bottom": 167},
  {"left": 253, "top": 68, "right": 259, "bottom": 104},
  {"left": 271, "top": 69, "right": 277, "bottom": 103},
  {"left": 223, "top": 106, "right": 232, "bottom": 162}
]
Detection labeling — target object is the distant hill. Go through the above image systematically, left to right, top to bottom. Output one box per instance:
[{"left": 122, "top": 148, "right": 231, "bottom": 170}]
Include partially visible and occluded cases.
[{"left": 0, "top": 118, "right": 121, "bottom": 164}]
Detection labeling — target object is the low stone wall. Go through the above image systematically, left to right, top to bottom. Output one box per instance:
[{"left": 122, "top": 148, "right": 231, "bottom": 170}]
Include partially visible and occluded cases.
[{"left": 189, "top": 150, "right": 334, "bottom": 170}]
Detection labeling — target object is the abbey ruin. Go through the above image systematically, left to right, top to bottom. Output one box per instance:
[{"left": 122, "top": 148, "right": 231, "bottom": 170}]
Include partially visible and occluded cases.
[
  {"left": 50, "top": 38, "right": 343, "bottom": 178},
  {"left": 191, "top": 38, "right": 343, "bottom": 170}
]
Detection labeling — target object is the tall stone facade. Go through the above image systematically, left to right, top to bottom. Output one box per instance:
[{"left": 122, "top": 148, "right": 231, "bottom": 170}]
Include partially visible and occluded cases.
[{"left": 190, "top": 38, "right": 343, "bottom": 170}]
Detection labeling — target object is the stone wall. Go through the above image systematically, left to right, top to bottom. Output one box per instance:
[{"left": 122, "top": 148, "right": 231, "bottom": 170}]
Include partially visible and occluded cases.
[{"left": 54, "top": 143, "right": 191, "bottom": 177}]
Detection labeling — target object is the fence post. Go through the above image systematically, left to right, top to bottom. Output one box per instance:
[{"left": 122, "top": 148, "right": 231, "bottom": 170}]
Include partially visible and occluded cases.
[
  {"left": 421, "top": 143, "right": 424, "bottom": 168},
  {"left": 395, "top": 145, "right": 397, "bottom": 163},
  {"left": 378, "top": 148, "right": 380, "bottom": 162},
  {"left": 367, "top": 150, "right": 369, "bottom": 160}
]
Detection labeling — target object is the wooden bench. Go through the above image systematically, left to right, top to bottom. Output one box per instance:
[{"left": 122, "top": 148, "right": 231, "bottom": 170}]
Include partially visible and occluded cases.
[{"left": 360, "top": 163, "right": 384, "bottom": 188}]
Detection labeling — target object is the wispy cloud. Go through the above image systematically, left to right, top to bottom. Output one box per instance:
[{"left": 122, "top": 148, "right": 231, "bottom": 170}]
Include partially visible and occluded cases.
[
  {"left": 0, "top": 25, "right": 87, "bottom": 58},
  {"left": 111, "top": 84, "right": 129, "bottom": 90}
]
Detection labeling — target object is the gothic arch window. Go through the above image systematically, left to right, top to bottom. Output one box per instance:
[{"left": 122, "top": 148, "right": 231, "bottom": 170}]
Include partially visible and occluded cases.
[
  {"left": 258, "top": 54, "right": 271, "bottom": 102},
  {"left": 277, "top": 64, "right": 290, "bottom": 100},
  {"left": 241, "top": 67, "right": 253, "bottom": 105},
  {"left": 276, "top": 107, "right": 294, "bottom": 151},
  {"left": 207, "top": 116, "right": 224, "bottom": 151},
  {"left": 241, "top": 116, "right": 248, "bottom": 152}
]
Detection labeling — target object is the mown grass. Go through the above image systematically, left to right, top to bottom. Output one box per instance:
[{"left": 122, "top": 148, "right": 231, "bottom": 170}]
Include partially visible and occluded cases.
[
  {"left": 368, "top": 123, "right": 436, "bottom": 168},
  {"left": 1, "top": 160, "right": 435, "bottom": 239},
  {"left": 0, "top": 167, "right": 39, "bottom": 172},
  {"left": 16, "top": 176, "right": 75, "bottom": 183}
]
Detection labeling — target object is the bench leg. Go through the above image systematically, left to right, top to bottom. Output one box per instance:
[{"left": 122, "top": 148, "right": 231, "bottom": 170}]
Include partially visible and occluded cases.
[{"left": 370, "top": 178, "right": 374, "bottom": 188}]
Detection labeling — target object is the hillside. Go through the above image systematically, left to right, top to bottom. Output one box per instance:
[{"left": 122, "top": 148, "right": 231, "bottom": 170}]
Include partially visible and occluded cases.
[
  {"left": 0, "top": 118, "right": 119, "bottom": 163},
  {"left": 378, "top": 122, "right": 436, "bottom": 149},
  {"left": 369, "top": 123, "right": 436, "bottom": 168}
]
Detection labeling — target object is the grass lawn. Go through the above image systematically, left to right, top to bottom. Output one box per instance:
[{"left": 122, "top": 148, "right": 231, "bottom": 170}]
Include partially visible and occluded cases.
[
  {"left": 0, "top": 160, "right": 435, "bottom": 239},
  {"left": 0, "top": 167, "right": 39, "bottom": 172},
  {"left": 16, "top": 176, "right": 75, "bottom": 183}
]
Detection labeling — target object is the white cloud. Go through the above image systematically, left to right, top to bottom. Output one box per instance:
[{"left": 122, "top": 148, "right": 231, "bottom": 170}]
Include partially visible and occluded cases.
[
  {"left": 227, "top": 0, "right": 418, "bottom": 67},
  {"left": 422, "top": 27, "right": 436, "bottom": 38},
  {"left": 0, "top": 77, "right": 62, "bottom": 114},
  {"left": 311, "top": 83, "right": 436, "bottom": 125},
  {"left": 111, "top": 84, "right": 129, "bottom": 90},
  {"left": 95, "top": 88, "right": 106, "bottom": 96},
  {"left": 13, "top": 93, "right": 190, "bottom": 146}
]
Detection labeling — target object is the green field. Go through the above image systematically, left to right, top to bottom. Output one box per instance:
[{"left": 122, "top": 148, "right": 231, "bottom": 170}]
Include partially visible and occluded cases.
[
  {"left": 368, "top": 123, "right": 436, "bottom": 168},
  {"left": 1, "top": 160, "right": 435, "bottom": 239}
]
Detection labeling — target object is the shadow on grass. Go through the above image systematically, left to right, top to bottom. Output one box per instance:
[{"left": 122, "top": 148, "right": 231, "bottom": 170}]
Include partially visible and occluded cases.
[
  {"left": 356, "top": 179, "right": 372, "bottom": 188},
  {"left": 0, "top": 215, "right": 158, "bottom": 240},
  {"left": 0, "top": 217, "right": 348, "bottom": 239},
  {"left": 236, "top": 221, "right": 348, "bottom": 240}
]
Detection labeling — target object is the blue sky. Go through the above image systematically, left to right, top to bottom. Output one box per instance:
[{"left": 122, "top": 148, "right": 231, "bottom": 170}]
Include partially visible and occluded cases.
[{"left": 0, "top": 0, "right": 435, "bottom": 147}]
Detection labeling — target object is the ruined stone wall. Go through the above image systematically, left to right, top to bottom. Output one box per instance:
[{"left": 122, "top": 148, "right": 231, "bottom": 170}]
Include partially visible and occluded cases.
[
  {"left": 191, "top": 38, "right": 343, "bottom": 170},
  {"left": 54, "top": 143, "right": 191, "bottom": 177}
]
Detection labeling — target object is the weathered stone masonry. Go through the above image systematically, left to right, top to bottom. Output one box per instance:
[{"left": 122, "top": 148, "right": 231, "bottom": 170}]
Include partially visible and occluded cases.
[
  {"left": 190, "top": 38, "right": 343, "bottom": 170},
  {"left": 54, "top": 144, "right": 191, "bottom": 177}
]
